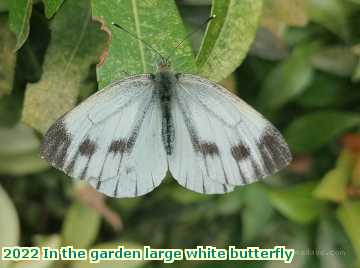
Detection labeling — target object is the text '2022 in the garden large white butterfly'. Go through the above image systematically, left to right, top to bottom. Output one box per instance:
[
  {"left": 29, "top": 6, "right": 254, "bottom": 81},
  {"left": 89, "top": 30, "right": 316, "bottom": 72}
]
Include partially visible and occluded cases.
[{"left": 40, "top": 16, "right": 292, "bottom": 198}]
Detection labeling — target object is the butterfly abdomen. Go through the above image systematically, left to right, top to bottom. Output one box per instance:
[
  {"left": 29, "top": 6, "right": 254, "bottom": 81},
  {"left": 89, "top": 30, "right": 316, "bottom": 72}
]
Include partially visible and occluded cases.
[{"left": 155, "top": 71, "right": 176, "bottom": 155}]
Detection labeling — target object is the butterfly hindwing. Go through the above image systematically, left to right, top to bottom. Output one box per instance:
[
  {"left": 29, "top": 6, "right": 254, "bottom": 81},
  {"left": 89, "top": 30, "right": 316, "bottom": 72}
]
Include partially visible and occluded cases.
[
  {"left": 168, "top": 74, "right": 292, "bottom": 193},
  {"left": 40, "top": 75, "right": 167, "bottom": 197}
]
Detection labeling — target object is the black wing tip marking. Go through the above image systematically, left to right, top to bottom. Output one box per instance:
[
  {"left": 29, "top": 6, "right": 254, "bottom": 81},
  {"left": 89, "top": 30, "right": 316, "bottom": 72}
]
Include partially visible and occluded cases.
[
  {"left": 40, "top": 117, "right": 71, "bottom": 169},
  {"left": 228, "top": 126, "right": 292, "bottom": 184},
  {"left": 258, "top": 126, "right": 292, "bottom": 172}
]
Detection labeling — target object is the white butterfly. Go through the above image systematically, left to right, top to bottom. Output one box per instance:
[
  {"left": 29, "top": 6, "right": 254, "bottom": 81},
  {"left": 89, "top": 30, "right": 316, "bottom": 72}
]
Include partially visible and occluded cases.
[{"left": 40, "top": 25, "right": 292, "bottom": 198}]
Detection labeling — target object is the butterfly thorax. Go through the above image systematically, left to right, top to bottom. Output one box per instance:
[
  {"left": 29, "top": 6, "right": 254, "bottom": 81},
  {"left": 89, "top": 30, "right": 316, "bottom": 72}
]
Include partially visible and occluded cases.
[{"left": 154, "top": 69, "right": 176, "bottom": 155}]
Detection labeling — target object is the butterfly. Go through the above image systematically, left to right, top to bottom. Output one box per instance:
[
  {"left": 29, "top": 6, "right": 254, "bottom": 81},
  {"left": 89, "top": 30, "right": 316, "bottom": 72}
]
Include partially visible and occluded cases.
[{"left": 40, "top": 20, "right": 292, "bottom": 198}]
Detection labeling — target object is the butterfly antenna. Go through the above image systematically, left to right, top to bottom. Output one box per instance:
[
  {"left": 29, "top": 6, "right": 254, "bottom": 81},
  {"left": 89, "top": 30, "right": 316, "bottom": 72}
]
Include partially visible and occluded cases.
[
  {"left": 167, "top": 14, "right": 216, "bottom": 61},
  {"left": 112, "top": 22, "right": 166, "bottom": 62}
]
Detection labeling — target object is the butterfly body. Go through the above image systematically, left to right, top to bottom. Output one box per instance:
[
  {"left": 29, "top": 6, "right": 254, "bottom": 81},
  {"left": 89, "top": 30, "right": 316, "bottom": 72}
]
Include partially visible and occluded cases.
[
  {"left": 40, "top": 60, "right": 292, "bottom": 197},
  {"left": 154, "top": 65, "right": 177, "bottom": 155}
]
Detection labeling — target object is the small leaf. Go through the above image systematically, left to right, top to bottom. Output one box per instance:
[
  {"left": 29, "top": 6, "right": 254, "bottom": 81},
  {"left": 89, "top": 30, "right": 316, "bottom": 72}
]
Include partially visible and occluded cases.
[
  {"left": 9, "top": 0, "right": 32, "bottom": 51},
  {"left": 22, "top": 0, "right": 108, "bottom": 133},
  {"left": 42, "top": 0, "right": 64, "bottom": 18},
  {"left": 92, "top": 0, "right": 196, "bottom": 88},
  {"left": 196, "top": 0, "right": 263, "bottom": 82},
  {"left": 308, "top": 0, "right": 350, "bottom": 40},
  {"left": 0, "top": 15, "right": 16, "bottom": 97},
  {"left": 258, "top": 42, "right": 317, "bottom": 110},
  {"left": 311, "top": 46, "right": 358, "bottom": 77},
  {"left": 285, "top": 111, "right": 360, "bottom": 153},
  {"left": 0, "top": 124, "right": 49, "bottom": 175},
  {"left": 0, "top": 124, "right": 40, "bottom": 155},
  {"left": 314, "top": 150, "right": 356, "bottom": 202},
  {"left": 0, "top": 152, "right": 49, "bottom": 175},
  {"left": 267, "top": 182, "right": 322, "bottom": 224},
  {"left": 0, "top": 185, "right": 20, "bottom": 268},
  {"left": 62, "top": 201, "right": 101, "bottom": 249},
  {"left": 337, "top": 201, "right": 360, "bottom": 259},
  {"left": 71, "top": 242, "right": 148, "bottom": 268}
]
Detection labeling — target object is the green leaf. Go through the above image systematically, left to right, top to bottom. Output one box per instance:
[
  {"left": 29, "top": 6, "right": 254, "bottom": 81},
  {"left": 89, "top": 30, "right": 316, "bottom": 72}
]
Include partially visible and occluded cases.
[
  {"left": 0, "top": 0, "right": 9, "bottom": 12},
  {"left": 9, "top": 0, "right": 32, "bottom": 51},
  {"left": 22, "top": 0, "right": 108, "bottom": 133},
  {"left": 42, "top": 0, "right": 64, "bottom": 18},
  {"left": 92, "top": 0, "right": 196, "bottom": 89},
  {"left": 196, "top": 0, "right": 263, "bottom": 82},
  {"left": 308, "top": 0, "right": 350, "bottom": 40},
  {"left": 0, "top": 15, "right": 16, "bottom": 97},
  {"left": 258, "top": 42, "right": 317, "bottom": 110},
  {"left": 311, "top": 46, "right": 358, "bottom": 77},
  {"left": 353, "top": 58, "right": 360, "bottom": 82},
  {"left": 297, "top": 73, "right": 348, "bottom": 108},
  {"left": 285, "top": 111, "right": 360, "bottom": 153},
  {"left": 0, "top": 124, "right": 49, "bottom": 175},
  {"left": 0, "top": 124, "right": 40, "bottom": 155},
  {"left": 314, "top": 150, "right": 356, "bottom": 202},
  {"left": 0, "top": 152, "right": 49, "bottom": 175},
  {"left": 267, "top": 182, "right": 322, "bottom": 224},
  {"left": 242, "top": 184, "right": 273, "bottom": 241},
  {"left": 0, "top": 185, "right": 20, "bottom": 268},
  {"left": 62, "top": 201, "right": 101, "bottom": 249},
  {"left": 337, "top": 201, "right": 360, "bottom": 260},
  {"left": 71, "top": 242, "right": 147, "bottom": 268}
]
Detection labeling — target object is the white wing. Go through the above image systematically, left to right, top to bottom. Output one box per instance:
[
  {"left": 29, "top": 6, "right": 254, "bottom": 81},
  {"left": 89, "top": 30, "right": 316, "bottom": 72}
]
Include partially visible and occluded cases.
[
  {"left": 168, "top": 74, "right": 292, "bottom": 194},
  {"left": 40, "top": 75, "right": 167, "bottom": 198}
]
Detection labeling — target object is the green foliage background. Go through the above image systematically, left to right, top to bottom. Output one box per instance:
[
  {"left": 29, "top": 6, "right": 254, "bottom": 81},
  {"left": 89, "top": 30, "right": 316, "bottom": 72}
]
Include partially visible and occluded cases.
[{"left": 1, "top": 0, "right": 360, "bottom": 267}]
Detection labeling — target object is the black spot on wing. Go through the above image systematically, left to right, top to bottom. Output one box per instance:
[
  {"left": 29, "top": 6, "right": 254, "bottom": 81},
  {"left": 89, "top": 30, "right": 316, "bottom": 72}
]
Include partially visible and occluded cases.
[
  {"left": 40, "top": 116, "right": 71, "bottom": 169},
  {"left": 79, "top": 138, "right": 97, "bottom": 156},
  {"left": 109, "top": 139, "right": 128, "bottom": 154},
  {"left": 198, "top": 142, "right": 219, "bottom": 157},
  {"left": 230, "top": 143, "right": 251, "bottom": 184},
  {"left": 231, "top": 143, "right": 250, "bottom": 161}
]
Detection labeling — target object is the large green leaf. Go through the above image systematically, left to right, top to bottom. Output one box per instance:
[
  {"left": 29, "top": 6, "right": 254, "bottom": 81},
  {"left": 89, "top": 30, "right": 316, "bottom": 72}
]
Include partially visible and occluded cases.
[
  {"left": 9, "top": 0, "right": 32, "bottom": 51},
  {"left": 22, "top": 0, "right": 108, "bottom": 133},
  {"left": 42, "top": 0, "right": 64, "bottom": 18},
  {"left": 92, "top": 0, "right": 196, "bottom": 89},
  {"left": 196, "top": 0, "right": 263, "bottom": 82},
  {"left": 0, "top": 15, "right": 16, "bottom": 97},
  {"left": 258, "top": 42, "right": 317, "bottom": 110},
  {"left": 285, "top": 111, "right": 360, "bottom": 153},
  {"left": 267, "top": 182, "right": 322, "bottom": 224},
  {"left": 62, "top": 201, "right": 101, "bottom": 249},
  {"left": 337, "top": 201, "right": 360, "bottom": 260}
]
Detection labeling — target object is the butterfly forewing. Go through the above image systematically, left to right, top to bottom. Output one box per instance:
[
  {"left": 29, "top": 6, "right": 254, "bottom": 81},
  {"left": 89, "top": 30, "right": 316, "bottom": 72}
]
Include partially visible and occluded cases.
[
  {"left": 168, "top": 74, "right": 292, "bottom": 193},
  {"left": 40, "top": 75, "right": 167, "bottom": 197}
]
